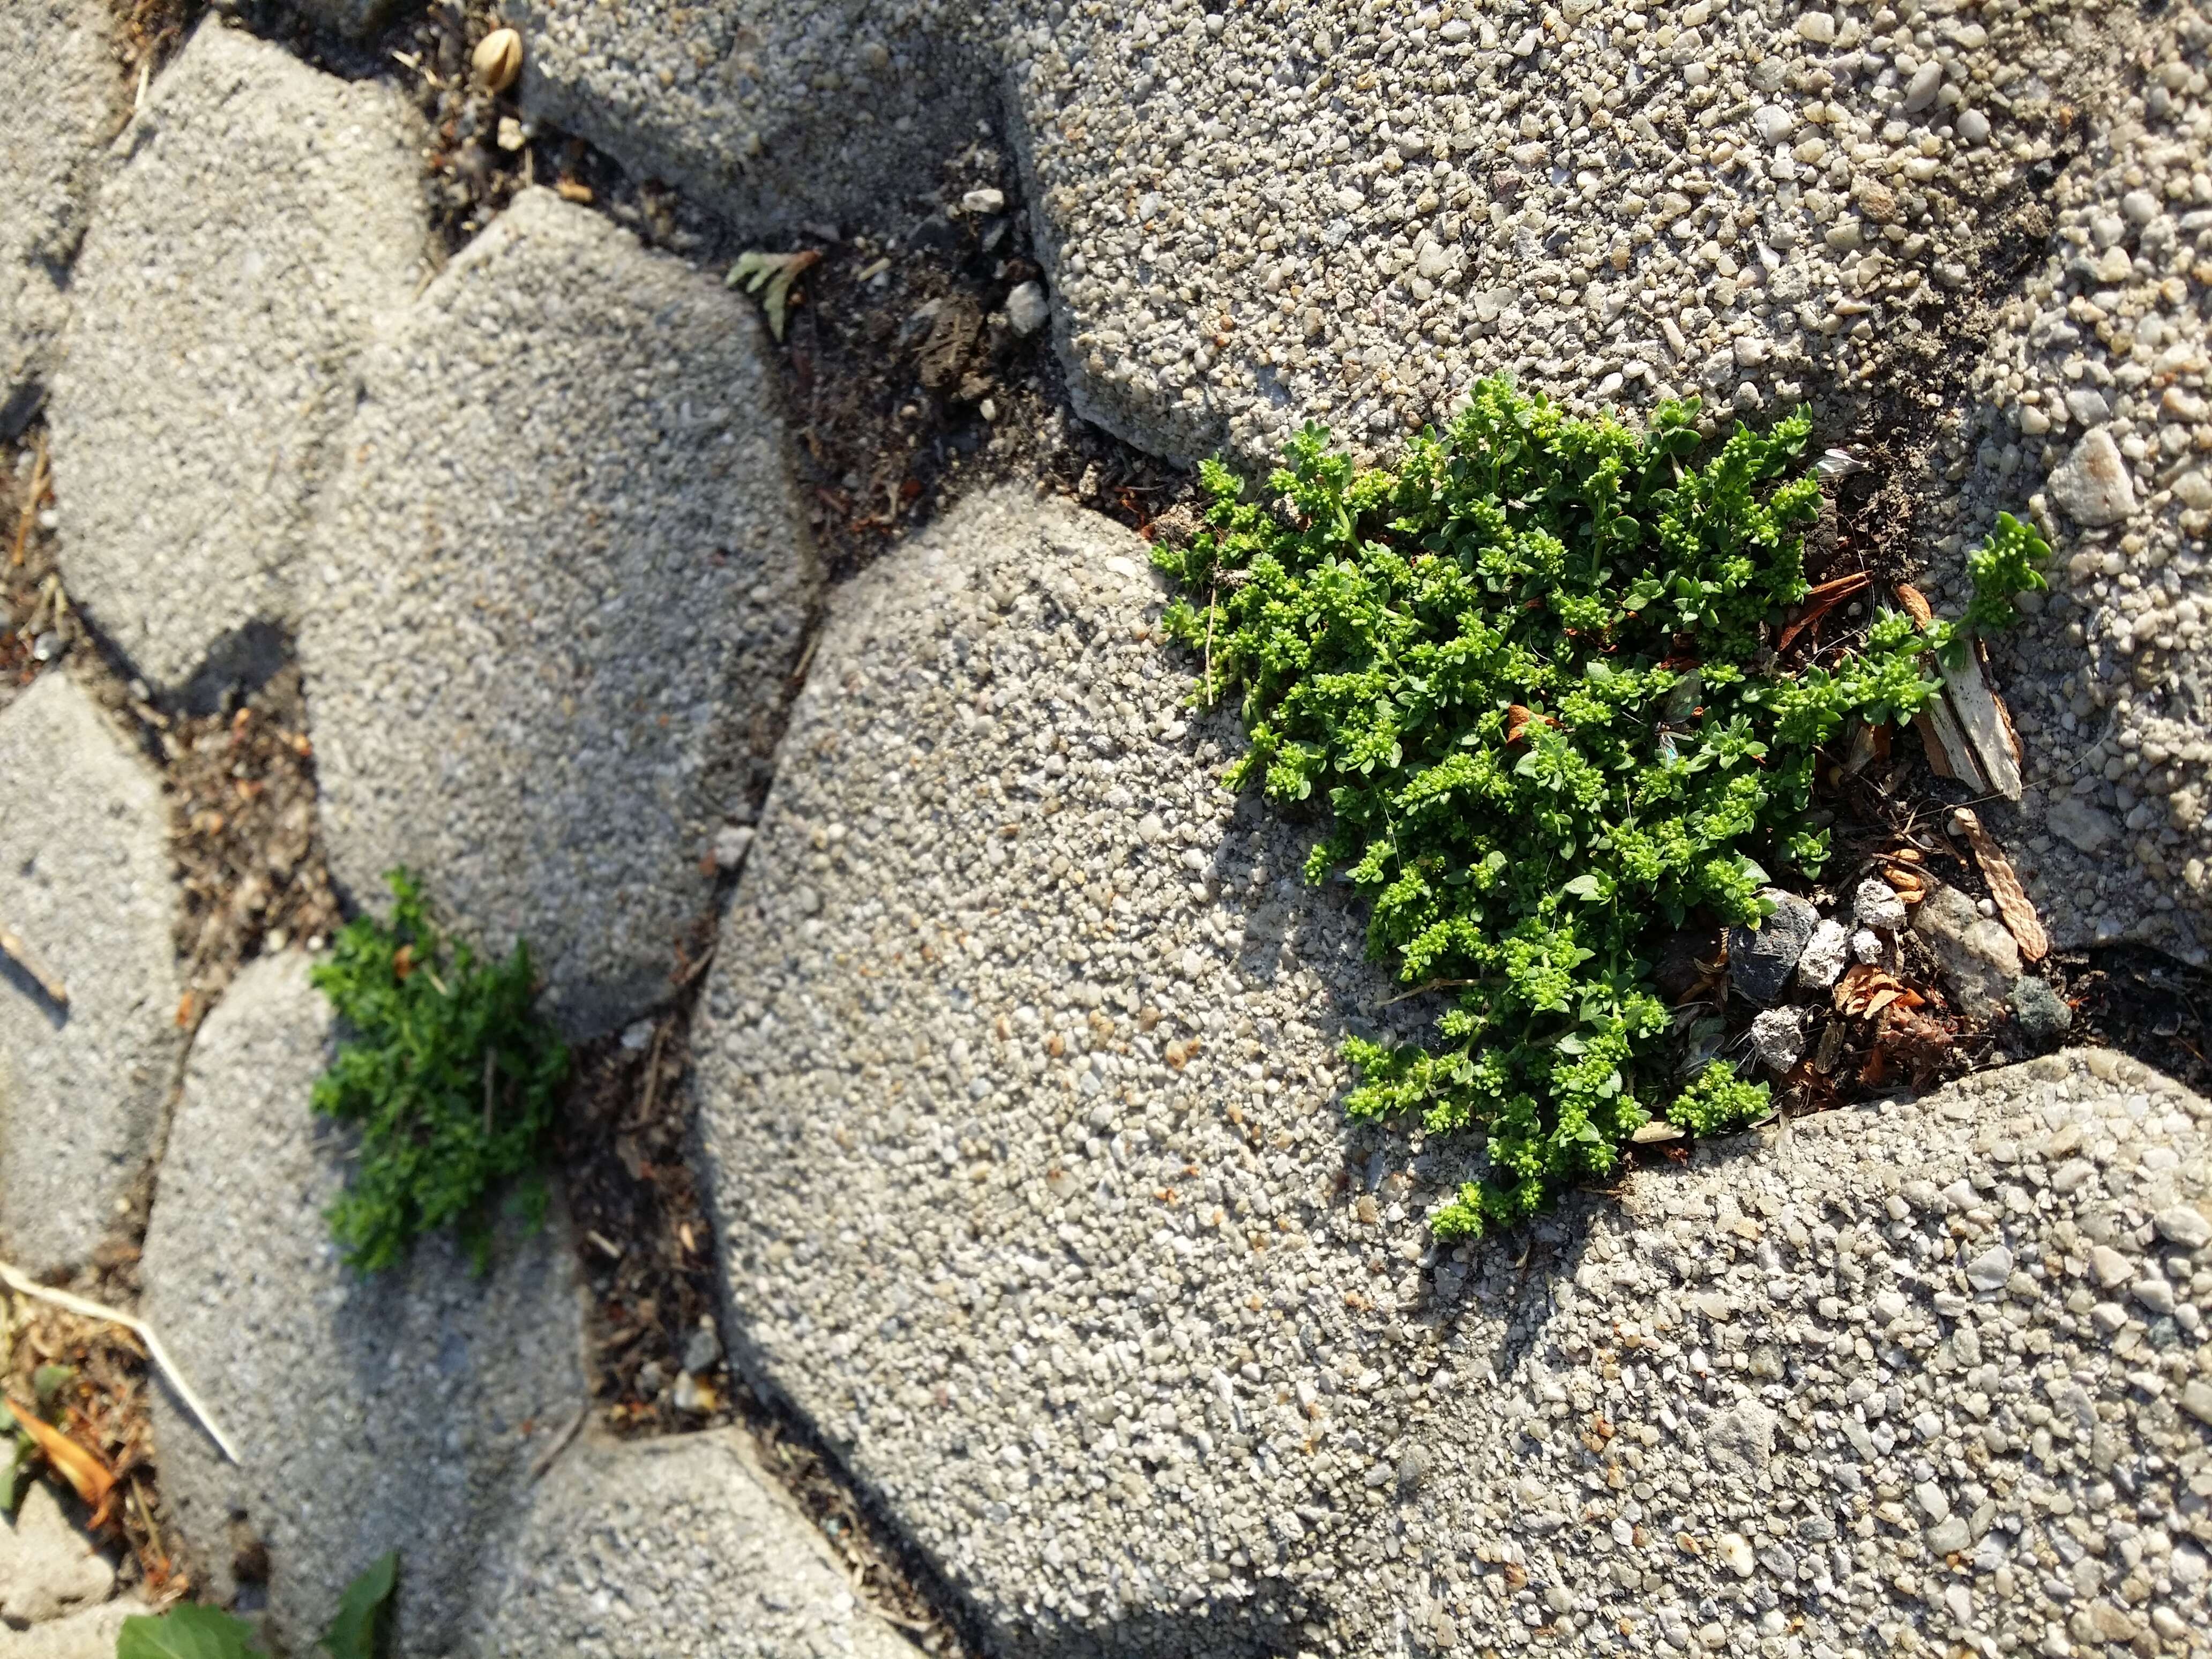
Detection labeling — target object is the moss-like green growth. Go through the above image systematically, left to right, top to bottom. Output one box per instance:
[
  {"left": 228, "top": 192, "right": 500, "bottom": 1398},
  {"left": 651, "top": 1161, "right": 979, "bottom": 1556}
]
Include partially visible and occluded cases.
[
  {"left": 1151, "top": 378, "right": 2042, "bottom": 1237},
  {"left": 310, "top": 870, "right": 566, "bottom": 1272}
]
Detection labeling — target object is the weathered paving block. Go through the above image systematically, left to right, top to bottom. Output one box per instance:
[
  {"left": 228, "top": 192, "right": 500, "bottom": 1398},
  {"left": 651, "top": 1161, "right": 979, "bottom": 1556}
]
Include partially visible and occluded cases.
[
  {"left": 0, "top": 0, "right": 122, "bottom": 434},
  {"left": 509, "top": 0, "right": 991, "bottom": 235},
  {"left": 1004, "top": 0, "right": 2125, "bottom": 466},
  {"left": 1915, "top": 4, "right": 2212, "bottom": 962},
  {"left": 46, "top": 21, "right": 425, "bottom": 700},
  {"left": 301, "top": 186, "right": 817, "bottom": 1038},
  {"left": 691, "top": 488, "right": 1481, "bottom": 1657},
  {"left": 693, "top": 490, "right": 2212, "bottom": 1656},
  {"left": 0, "top": 673, "right": 180, "bottom": 1274},
  {"left": 140, "top": 953, "right": 589, "bottom": 1657},
  {"left": 1386, "top": 1050, "right": 2212, "bottom": 1659},
  {"left": 473, "top": 1429, "right": 916, "bottom": 1658}
]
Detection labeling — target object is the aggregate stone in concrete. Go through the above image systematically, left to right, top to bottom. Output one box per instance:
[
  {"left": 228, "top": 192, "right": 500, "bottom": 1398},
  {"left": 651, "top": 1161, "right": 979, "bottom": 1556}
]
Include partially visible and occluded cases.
[
  {"left": 0, "top": 0, "right": 122, "bottom": 433},
  {"left": 508, "top": 0, "right": 992, "bottom": 236},
  {"left": 1003, "top": 0, "right": 2127, "bottom": 466},
  {"left": 1913, "top": 1, "right": 2212, "bottom": 963},
  {"left": 44, "top": 21, "right": 425, "bottom": 700},
  {"left": 301, "top": 187, "right": 817, "bottom": 1038},
  {"left": 692, "top": 487, "right": 1477, "bottom": 1656},
  {"left": 0, "top": 673, "right": 180, "bottom": 1275},
  {"left": 139, "top": 953, "right": 590, "bottom": 1658},
  {"left": 473, "top": 1429, "right": 916, "bottom": 1659}
]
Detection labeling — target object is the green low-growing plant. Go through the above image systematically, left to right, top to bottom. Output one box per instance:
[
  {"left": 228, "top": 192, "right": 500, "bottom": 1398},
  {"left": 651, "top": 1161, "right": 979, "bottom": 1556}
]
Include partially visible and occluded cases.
[
  {"left": 1152, "top": 378, "right": 2045, "bottom": 1237},
  {"left": 311, "top": 871, "right": 566, "bottom": 1273},
  {"left": 116, "top": 1551, "right": 396, "bottom": 1659}
]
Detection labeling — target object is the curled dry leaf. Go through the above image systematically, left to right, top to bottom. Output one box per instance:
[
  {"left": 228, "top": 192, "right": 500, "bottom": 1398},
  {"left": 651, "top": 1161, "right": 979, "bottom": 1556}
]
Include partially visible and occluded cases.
[
  {"left": 1880, "top": 863, "right": 1927, "bottom": 904},
  {"left": 1834, "top": 962, "right": 1925, "bottom": 1021},
  {"left": 6, "top": 1397, "right": 117, "bottom": 1527}
]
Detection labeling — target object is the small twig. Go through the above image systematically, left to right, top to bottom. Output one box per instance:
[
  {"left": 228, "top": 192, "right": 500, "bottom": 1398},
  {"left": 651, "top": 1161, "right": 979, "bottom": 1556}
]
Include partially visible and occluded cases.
[
  {"left": 11, "top": 436, "right": 49, "bottom": 569},
  {"left": 1202, "top": 581, "right": 1217, "bottom": 700},
  {"left": 0, "top": 925, "right": 66, "bottom": 1006},
  {"left": 1376, "top": 976, "right": 1488, "bottom": 1007},
  {"left": 482, "top": 1048, "right": 496, "bottom": 1137},
  {"left": 0, "top": 1260, "right": 237, "bottom": 1464},
  {"left": 527, "top": 1398, "right": 588, "bottom": 1483}
]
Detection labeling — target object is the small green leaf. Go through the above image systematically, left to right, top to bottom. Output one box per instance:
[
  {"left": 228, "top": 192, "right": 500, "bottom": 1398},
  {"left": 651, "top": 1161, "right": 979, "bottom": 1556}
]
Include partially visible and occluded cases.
[
  {"left": 320, "top": 1550, "right": 399, "bottom": 1659},
  {"left": 116, "top": 1605, "right": 266, "bottom": 1659}
]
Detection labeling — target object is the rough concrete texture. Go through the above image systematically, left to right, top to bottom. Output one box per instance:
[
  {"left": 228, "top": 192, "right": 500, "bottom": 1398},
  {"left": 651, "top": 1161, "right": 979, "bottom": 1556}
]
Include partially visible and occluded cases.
[
  {"left": 0, "top": 0, "right": 121, "bottom": 432},
  {"left": 510, "top": 0, "right": 992, "bottom": 235},
  {"left": 1004, "top": 0, "right": 2133, "bottom": 466},
  {"left": 1911, "top": 1, "right": 2212, "bottom": 962},
  {"left": 45, "top": 20, "right": 425, "bottom": 700},
  {"left": 301, "top": 186, "right": 817, "bottom": 1038},
  {"left": 690, "top": 488, "right": 1480, "bottom": 1656},
  {"left": 695, "top": 493, "right": 2212, "bottom": 1657},
  {"left": 0, "top": 673, "right": 179, "bottom": 1275},
  {"left": 139, "top": 953, "right": 591, "bottom": 1657},
  {"left": 473, "top": 1429, "right": 916, "bottom": 1658},
  {"left": 0, "top": 1483, "right": 115, "bottom": 1628},
  {"left": 0, "top": 1603, "right": 144, "bottom": 1659}
]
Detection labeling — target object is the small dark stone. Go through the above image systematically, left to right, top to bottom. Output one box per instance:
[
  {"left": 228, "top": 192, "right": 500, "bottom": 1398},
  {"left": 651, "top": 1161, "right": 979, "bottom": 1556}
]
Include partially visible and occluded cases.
[
  {"left": 1728, "top": 890, "right": 1818, "bottom": 1007},
  {"left": 2010, "top": 976, "right": 2073, "bottom": 1043}
]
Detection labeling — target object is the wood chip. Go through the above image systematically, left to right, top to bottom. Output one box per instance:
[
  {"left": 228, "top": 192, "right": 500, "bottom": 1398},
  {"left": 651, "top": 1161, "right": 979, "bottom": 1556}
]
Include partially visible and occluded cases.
[
  {"left": 1893, "top": 584, "right": 2022, "bottom": 799},
  {"left": 1937, "top": 644, "right": 2023, "bottom": 802},
  {"left": 1951, "top": 807, "right": 2049, "bottom": 961}
]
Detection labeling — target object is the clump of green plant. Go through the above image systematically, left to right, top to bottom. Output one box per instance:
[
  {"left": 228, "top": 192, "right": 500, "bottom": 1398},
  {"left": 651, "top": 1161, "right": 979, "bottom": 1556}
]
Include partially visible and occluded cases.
[
  {"left": 1151, "top": 378, "right": 2044, "bottom": 1237},
  {"left": 311, "top": 871, "right": 566, "bottom": 1272},
  {"left": 117, "top": 1550, "right": 396, "bottom": 1658}
]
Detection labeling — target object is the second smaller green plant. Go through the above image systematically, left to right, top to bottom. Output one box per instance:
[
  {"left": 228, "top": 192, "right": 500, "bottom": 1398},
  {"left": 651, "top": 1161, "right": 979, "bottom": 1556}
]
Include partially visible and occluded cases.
[{"left": 311, "top": 871, "right": 567, "bottom": 1273}]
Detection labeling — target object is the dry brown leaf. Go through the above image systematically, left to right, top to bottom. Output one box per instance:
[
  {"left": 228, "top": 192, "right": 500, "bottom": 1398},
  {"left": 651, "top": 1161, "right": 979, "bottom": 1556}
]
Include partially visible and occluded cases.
[
  {"left": 1778, "top": 570, "right": 1871, "bottom": 653},
  {"left": 1894, "top": 583, "right": 1934, "bottom": 626},
  {"left": 1950, "top": 808, "right": 2049, "bottom": 961},
  {"left": 1880, "top": 865, "right": 1926, "bottom": 903},
  {"left": 1835, "top": 963, "right": 1905, "bottom": 1017},
  {"left": 7, "top": 1398, "right": 117, "bottom": 1526}
]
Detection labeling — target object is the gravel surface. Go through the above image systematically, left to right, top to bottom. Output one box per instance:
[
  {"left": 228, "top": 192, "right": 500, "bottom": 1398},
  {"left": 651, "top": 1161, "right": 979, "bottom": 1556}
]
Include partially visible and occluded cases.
[
  {"left": 0, "top": 0, "right": 122, "bottom": 436},
  {"left": 1003, "top": 0, "right": 2117, "bottom": 466},
  {"left": 1915, "top": 0, "right": 2212, "bottom": 966},
  {"left": 46, "top": 18, "right": 427, "bottom": 701},
  {"left": 301, "top": 185, "right": 817, "bottom": 1038},
  {"left": 0, "top": 671, "right": 180, "bottom": 1276},
  {"left": 139, "top": 952, "right": 590, "bottom": 1656}
]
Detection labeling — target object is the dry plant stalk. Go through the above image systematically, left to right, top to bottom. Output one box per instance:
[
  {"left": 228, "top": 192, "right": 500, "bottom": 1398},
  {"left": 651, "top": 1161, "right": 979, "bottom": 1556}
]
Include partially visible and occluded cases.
[{"left": 1951, "top": 806, "right": 2050, "bottom": 961}]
